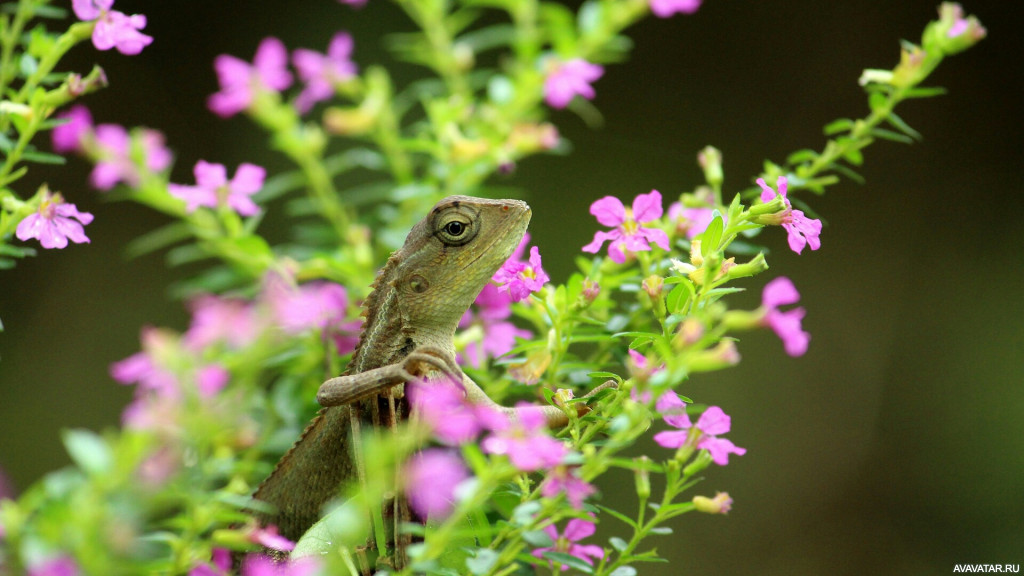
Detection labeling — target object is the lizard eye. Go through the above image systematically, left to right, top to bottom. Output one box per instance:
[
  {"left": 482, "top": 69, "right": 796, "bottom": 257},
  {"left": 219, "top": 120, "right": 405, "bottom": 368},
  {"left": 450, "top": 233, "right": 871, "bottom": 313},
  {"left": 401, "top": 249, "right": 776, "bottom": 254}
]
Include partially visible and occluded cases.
[{"left": 435, "top": 210, "right": 478, "bottom": 246}]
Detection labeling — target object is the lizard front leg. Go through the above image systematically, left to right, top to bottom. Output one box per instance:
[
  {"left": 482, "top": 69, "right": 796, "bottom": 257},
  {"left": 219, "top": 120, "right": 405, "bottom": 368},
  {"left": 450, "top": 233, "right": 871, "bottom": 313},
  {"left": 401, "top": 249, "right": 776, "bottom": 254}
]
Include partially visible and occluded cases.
[
  {"left": 317, "top": 346, "right": 462, "bottom": 407},
  {"left": 459, "top": 373, "right": 617, "bottom": 428}
]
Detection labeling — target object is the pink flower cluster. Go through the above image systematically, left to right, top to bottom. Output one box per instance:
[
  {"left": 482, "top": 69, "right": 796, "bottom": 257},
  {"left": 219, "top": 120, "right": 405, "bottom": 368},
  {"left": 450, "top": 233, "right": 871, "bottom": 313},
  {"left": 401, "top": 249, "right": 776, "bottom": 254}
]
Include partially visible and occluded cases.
[
  {"left": 72, "top": 0, "right": 152, "bottom": 55},
  {"left": 209, "top": 33, "right": 358, "bottom": 118},
  {"left": 544, "top": 58, "right": 604, "bottom": 109},
  {"left": 52, "top": 105, "right": 172, "bottom": 191},
  {"left": 168, "top": 160, "right": 265, "bottom": 217},
  {"left": 757, "top": 176, "right": 822, "bottom": 255},
  {"left": 15, "top": 190, "right": 93, "bottom": 250},
  {"left": 583, "top": 190, "right": 670, "bottom": 263},
  {"left": 460, "top": 234, "right": 550, "bottom": 369},
  {"left": 761, "top": 276, "right": 810, "bottom": 357},
  {"left": 408, "top": 379, "right": 595, "bottom": 518},
  {"left": 653, "top": 391, "right": 746, "bottom": 465}
]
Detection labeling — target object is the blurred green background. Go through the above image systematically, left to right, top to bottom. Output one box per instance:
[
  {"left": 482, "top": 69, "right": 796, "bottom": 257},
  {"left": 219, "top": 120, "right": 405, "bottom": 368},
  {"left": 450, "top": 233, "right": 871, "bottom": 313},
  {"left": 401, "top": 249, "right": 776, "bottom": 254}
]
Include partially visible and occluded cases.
[{"left": 1, "top": 0, "right": 1022, "bottom": 573}]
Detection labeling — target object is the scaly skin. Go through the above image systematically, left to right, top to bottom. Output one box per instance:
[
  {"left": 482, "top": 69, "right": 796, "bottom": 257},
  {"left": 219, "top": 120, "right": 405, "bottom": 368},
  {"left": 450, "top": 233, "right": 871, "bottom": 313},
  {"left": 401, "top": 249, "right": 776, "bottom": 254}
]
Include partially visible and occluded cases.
[{"left": 252, "top": 196, "right": 533, "bottom": 565}]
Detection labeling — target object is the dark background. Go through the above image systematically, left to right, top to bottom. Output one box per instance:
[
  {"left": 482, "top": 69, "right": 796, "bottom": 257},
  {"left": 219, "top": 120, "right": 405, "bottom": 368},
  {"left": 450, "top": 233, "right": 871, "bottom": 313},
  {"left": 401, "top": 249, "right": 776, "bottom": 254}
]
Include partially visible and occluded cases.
[{"left": 2, "top": 0, "right": 1022, "bottom": 574}]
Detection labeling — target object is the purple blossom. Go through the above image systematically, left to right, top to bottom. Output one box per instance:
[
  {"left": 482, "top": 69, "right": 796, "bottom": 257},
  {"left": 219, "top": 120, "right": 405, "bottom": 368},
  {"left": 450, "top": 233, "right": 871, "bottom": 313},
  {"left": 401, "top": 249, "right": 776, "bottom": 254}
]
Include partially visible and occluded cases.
[
  {"left": 72, "top": 0, "right": 152, "bottom": 55},
  {"left": 649, "top": 0, "right": 702, "bottom": 18},
  {"left": 293, "top": 32, "right": 358, "bottom": 113},
  {"left": 208, "top": 37, "right": 293, "bottom": 118},
  {"left": 543, "top": 58, "right": 604, "bottom": 109},
  {"left": 52, "top": 105, "right": 93, "bottom": 153},
  {"left": 90, "top": 124, "right": 172, "bottom": 190},
  {"left": 168, "top": 160, "right": 264, "bottom": 216},
  {"left": 757, "top": 176, "right": 822, "bottom": 255},
  {"left": 16, "top": 190, "right": 93, "bottom": 249},
  {"left": 582, "top": 190, "right": 671, "bottom": 263},
  {"left": 668, "top": 202, "right": 715, "bottom": 239},
  {"left": 493, "top": 240, "right": 550, "bottom": 302},
  {"left": 761, "top": 276, "right": 810, "bottom": 357},
  {"left": 265, "top": 278, "right": 360, "bottom": 354},
  {"left": 459, "top": 283, "right": 531, "bottom": 368},
  {"left": 184, "top": 295, "right": 260, "bottom": 350},
  {"left": 197, "top": 364, "right": 230, "bottom": 397},
  {"left": 408, "top": 379, "right": 484, "bottom": 445},
  {"left": 653, "top": 394, "right": 746, "bottom": 466},
  {"left": 481, "top": 404, "right": 567, "bottom": 471},
  {"left": 405, "top": 449, "right": 469, "bottom": 520},
  {"left": 540, "top": 466, "right": 596, "bottom": 509},
  {"left": 531, "top": 516, "right": 605, "bottom": 571},
  {"left": 248, "top": 524, "right": 295, "bottom": 552},
  {"left": 189, "top": 548, "right": 231, "bottom": 576},
  {"left": 240, "top": 555, "right": 320, "bottom": 576},
  {"left": 27, "top": 556, "right": 80, "bottom": 576}
]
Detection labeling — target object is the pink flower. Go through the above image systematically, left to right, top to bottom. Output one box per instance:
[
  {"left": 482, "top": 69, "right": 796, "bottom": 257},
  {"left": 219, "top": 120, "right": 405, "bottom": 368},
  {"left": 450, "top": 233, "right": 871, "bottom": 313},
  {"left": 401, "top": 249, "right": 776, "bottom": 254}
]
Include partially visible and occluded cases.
[
  {"left": 72, "top": 0, "right": 152, "bottom": 55},
  {"left": 649, "top": 0, "right": 702, "bottom": 18},
  {"left": 293, "top": 32, "right": 358, "bottom": 113},
  {"left": 208, "top": 37, "right": 293, "bottom": 118},
  {"left": 544, "top": 58, "right": 604, "bottom": 109},
  {"left": 52, "top": 105, "right": 93, "bottom": 153},
  {"left": 90, "top": 124, "right": 172, "bottom": 190},
  {"left": 168, "top": 160, "right": 264, "bottom": 216},
  {"left": 757, "top": 176, "right": 822, "bottom": 255},
  {"left": 16, "top": 190, "right": 93, "bottom": 249},
  {"left": 582, "top": 190, "right": 670, "bottom": 263},
  {"left": 667, "top": 202, "right": 715, "bottom": 239},
  {"left": 493, "top": 239, "right": 550, "bottom": 302},
  {"left": 761, "top": 276, "right": 810, "bottom": 357},
  {"left": 265, "top": 279, "right": 360, "bottom": 354},
  {"left": 459, "top": 284, "right": 531, "bottom": 368},
  {"left": 184, "top": 295, "right": 260, "bottom": 350},
  {"left": 197, "top": 364, "right": 230, "bottom": 397},
  {"left": 408, "top": 379, "right": 484, "bottom": 445},
  {"left": 653, "top": 393, "right": 746, "bottom": 466},
  {"left": 481, "top": 404, "right": 567, "bottom": 471},
  {"left": 405, "top": 449, "right": 469, "bottom": 520},
  {"left": 540, "top": 466, "right": 596, "bottom": 509},
  {"left": 531, "top": 516, "right": 604, "bottom": 571},
  {"left": 248, "top": 524, "right": 295, "bottom": 552},
  {"left": 189, "top": 548, "right": 231, "bottom": 576},
  {"left": 240, "top": 555, "right": 320, "bottom": 576},
  {"left": 27, "top": 556, "right": 80, "bottom": 576}
]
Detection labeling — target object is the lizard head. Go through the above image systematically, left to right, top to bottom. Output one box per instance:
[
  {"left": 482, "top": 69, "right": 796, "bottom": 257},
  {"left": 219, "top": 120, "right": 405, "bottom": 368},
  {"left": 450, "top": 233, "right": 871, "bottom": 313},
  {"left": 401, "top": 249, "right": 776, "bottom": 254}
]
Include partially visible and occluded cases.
[{"left": 394, "top": 195, "right": 531, "bottom": 334}]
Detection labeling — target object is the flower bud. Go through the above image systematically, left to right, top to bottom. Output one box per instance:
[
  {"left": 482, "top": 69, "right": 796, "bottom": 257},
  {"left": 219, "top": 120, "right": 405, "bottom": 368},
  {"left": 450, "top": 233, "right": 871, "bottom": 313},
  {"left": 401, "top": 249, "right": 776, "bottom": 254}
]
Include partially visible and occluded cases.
[
  {"left": 927, "top": 3, "right": 986, "bottom": 56},
  {"left": 890, "top": 43, "right": 930, "bottom": 88},
  {"left": 323, "top": 106, "right": 375, "bottom": 135},
  {"left": 697, "top": 146, "right": 723, "bottom": 189},
  {"left": 725, "top": 253, "right": 768, "bottom": 281},
  {"left": 642, "top": 274, "right": 664, "bottom": 300},
  {"left": 581, "top": 277, "right": 601, "bottom": 304},
  {"left": 674, "top": 318, "right": 704, "bottom": 348},
  {"left": 686, "top": 340, "right": 741, "bottom": 372},
  {"left": 508, "top": 348, "right": 552, "bottom": 385},
  {"left": 552, "top": 388, "right": 575, "bottom": 410},
  {"left": 682, "top": 448, "right": 712, "bottom": 476},
  {"left": 633, "top": 456, "right": 652, "bottom": 500},
  {"left": 693, "top": 491, "right": 733, "bottom": 515}
]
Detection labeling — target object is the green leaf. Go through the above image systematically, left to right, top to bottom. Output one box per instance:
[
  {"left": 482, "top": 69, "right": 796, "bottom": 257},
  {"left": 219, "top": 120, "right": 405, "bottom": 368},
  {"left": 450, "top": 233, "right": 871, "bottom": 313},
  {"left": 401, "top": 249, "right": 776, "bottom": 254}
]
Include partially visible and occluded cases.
[
  {"left": 19, "top": 53, "right": 38, "bottom": 78},
  {"left": 904, "top": 86, "right": 947, "bottom": 99},
  {"left": 867, "top": 91, "right": 888, "bottom": 113},
  {"left": 886, "top": 111, "right": 922, "bottom": 141},
  {"left": 822, "top": 118, "right": 854, "bottom": 135},
  {"left": 869, "top": 127, "right": 915, "bottom": 144},
  {"left": 786, "top": 148, "right": 818, "bottom": 165},
  {"left": 20, "top": 150, "right": 66, "bottom": 165},
  {"left": 700, "top": 212, "right": 724, "bottom": 256},
  {"left": 665, "top": 280, "right": 694, "bottom": 314},
  {"left": 586, "top": 371, "right": 622, "bottom": 382},
  {"left": 61, "top": 429, "right": 112, "bottom": 476},
  {"left": 292, "top": 499, "right": 370, "bottom": 558},
  {"left": 511, "top": 501, "right": 542, "bottom": 526},
  {"left": 595, "top": 504, "right": 637, "bottom": 529},
  {"left": 522, "top": 529, "right": 555, "bottom": 548},
  {"left": 609, "top": 536, "right": 628, "bottom": 552},
  {"left": 466, "top": 549, "right": 500, "bottom": 575},
  {"left": 541, "top": 551, "right": 594, "bottom": 574},
  {"left": 610, "top": 567, "right": 638, "bottom": 576}
]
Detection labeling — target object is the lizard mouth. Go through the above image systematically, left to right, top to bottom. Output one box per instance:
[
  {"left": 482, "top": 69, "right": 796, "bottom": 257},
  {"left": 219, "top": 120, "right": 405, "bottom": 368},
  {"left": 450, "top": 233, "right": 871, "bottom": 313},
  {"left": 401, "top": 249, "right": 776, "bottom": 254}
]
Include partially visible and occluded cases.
[{"left": 459, "top": 204, "right": 531, "bottom": 274}]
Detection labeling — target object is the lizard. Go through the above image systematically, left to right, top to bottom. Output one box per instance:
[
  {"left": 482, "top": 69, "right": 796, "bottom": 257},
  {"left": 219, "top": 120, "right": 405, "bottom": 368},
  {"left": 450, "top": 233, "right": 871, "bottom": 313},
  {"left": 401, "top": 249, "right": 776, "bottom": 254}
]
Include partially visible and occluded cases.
[{"left": 252, "top": 195, "right": 606, "bottom": 570}]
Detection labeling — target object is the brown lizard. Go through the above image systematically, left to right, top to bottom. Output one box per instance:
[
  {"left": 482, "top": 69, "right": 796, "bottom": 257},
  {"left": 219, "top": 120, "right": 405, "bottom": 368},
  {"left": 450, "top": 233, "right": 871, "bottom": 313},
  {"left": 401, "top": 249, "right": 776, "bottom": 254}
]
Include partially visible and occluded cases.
[{"left": 253, "top": 196, "right": 601, "bottom": 569}]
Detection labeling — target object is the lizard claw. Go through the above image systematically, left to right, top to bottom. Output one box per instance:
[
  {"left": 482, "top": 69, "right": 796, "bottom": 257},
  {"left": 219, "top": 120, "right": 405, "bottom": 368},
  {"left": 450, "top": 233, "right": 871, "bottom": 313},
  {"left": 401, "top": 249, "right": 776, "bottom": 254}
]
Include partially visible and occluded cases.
[{"left": 402, "top": 346, "right": 462, "bottom": 384}]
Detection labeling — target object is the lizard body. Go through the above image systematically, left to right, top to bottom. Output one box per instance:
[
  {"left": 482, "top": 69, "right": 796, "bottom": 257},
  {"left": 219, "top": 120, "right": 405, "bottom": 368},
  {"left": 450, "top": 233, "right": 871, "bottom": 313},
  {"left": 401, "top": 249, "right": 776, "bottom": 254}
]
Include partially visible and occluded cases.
[{"left": 254, "top": 196, "right": 576, "bottom": 566}]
